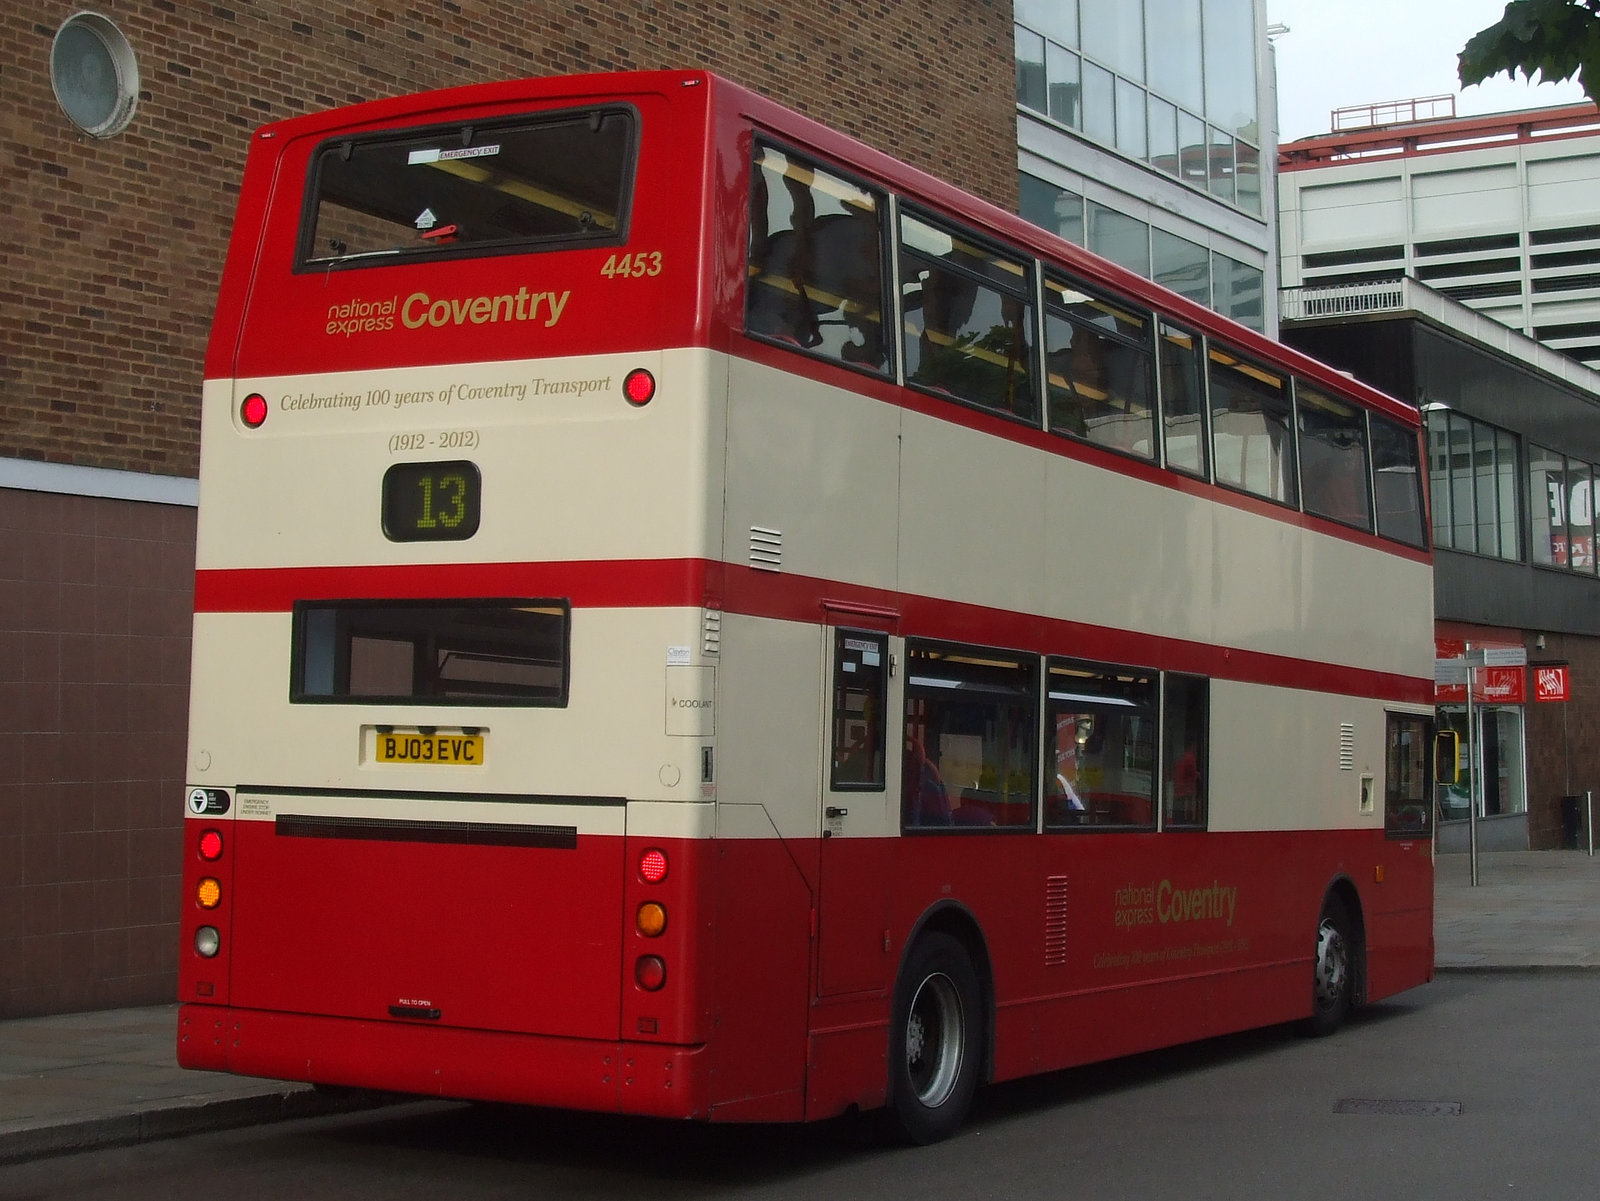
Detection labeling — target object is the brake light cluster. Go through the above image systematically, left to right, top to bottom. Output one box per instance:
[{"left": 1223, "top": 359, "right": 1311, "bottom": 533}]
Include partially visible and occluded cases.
[
  {"left": 194, "top": 825, "right": 224, "bottom": 958},
  {"left": 634, "top": 847, "right": 668, "bottom": 991}
]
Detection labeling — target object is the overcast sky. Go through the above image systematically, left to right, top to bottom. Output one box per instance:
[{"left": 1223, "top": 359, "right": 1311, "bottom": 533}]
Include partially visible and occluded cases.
[{"left": 1267, "top": 0, "right": 1591, "bottom": 142}]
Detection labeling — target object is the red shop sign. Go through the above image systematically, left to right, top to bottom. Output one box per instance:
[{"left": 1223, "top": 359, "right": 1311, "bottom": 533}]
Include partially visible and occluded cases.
[
  {"left": 1435, "top": 638, "right": 1527, "bottom": 703},
  {"left": 1534, "top": 665, "right": 1571, "bottom": 703},
  {"left": 1474, "top": 666, "right": 1526, "bottom": 704}
]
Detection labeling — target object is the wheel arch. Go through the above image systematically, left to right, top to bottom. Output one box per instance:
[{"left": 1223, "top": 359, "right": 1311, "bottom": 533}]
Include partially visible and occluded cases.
[
  {"left": 1320, "top": 874, "right": 1368, "bottom": 1007},
  {"left": 897, "top": 900, "right": 996, "bottom": 1084}
]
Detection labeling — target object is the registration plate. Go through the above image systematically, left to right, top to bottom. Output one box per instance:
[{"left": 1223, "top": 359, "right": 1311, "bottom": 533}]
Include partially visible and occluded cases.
[{"left": 375, "top": 732, "right": 484, "bottom": 766}]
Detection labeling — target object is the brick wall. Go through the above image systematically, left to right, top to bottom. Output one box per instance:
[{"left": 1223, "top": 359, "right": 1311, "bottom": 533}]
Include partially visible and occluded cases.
[
  {"left": 1, "top": 0, "right": 1018, "bottom": 473},
  {"left": 2, "top": 2, "right": 1018, "bottom": 1016},
  {"left": 1, "top": 487, "right": 194, "bottom": 1015},
  {"left": 1524, "top": 632, "right": 1600, "bottom": 849}
]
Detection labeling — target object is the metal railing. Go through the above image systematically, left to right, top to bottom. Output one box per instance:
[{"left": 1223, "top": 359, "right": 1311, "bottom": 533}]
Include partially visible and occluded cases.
[
  {"left": 1331, "top": 94, "right": 1456, "bottom": 132},
  {"left": 1280, "top": 278, "right": 1600, "bottom": 401},
  {"left": 1279, "top": 280, "right": 1407, "bottom": 321}
]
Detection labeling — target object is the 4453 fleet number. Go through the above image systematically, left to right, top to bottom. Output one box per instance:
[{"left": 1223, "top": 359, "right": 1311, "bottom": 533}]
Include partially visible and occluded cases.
[{"left": 600, "top": 251, "right": 663, "bottom": 279}]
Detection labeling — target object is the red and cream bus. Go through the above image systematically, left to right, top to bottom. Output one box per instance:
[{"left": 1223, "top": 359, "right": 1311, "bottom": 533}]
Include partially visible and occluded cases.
[{"left": 179, "top": 70, "right": 1436, "bottom": 1143}]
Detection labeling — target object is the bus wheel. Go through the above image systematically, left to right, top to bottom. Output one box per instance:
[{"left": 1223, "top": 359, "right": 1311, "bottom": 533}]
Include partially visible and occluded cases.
[
  {"left": 1305, "top": 897, "right": 1353, "bottom": 1037},
  {"left": 887, "top": 931, "right": 981, "bottom": 1144}
]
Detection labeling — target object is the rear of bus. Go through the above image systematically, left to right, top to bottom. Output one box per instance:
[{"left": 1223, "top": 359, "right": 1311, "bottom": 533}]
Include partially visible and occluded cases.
[{"left": 177, "top": 71, "right": 731, "bottom": 1116}]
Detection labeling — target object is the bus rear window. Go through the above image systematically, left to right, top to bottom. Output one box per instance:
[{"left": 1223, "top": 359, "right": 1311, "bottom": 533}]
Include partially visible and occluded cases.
[
  {"left": 300, "top": 107, "right": 635, "bottom": 268},
  {"left": 292, "top": 600, "right": 568, "bottom": 705}
]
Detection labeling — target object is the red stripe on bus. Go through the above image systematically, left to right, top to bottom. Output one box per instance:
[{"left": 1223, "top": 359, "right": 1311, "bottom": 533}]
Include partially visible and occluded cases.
[
  {"left": 192, "top": 558, "right": 707, "bottom": 611},
  {"left": 193, "top": 559, "right": 1431, "bottom": 704},
  {"left": 720, "top": 563, "right": 1432, "bottom": 705}
]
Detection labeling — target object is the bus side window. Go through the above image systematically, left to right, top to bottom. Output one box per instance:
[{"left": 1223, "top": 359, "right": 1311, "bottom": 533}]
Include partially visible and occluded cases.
[
  {"left": 746, "top": 145, "right": 889, "bottom": 374},
  {"left": 899, "top": 213, "right": 1037, "bottom": 422},
  {"left": 1043, "top": 277, "right": 1155, "bottom": 459},
  {"left": 1158, "top": 322, "right": 1207, "bottom": 479},
  {"left": 1209, "top": 345, "right": 1296, "bottom": 507},
  {"left": 1297, "top": 379, "right": 1373, "bottom": 532},
  {"left": 1370, "top": 414, "right": 1428, "bottom": 549},
  {"left": 830, "top": 630, "right": 888, "bottom": 790},
  {"left": 902, "top": 642, "right": 1037, "bottom": 831},
  {"left": 1044, "top": 659, "right": 1157, "bottom": 831},
  {"left": 1162, "top": 673, "right": 1208, "bottom": 830},
  {"left": 1385, "top": 712, "right": 1434, "bottom": 838}
]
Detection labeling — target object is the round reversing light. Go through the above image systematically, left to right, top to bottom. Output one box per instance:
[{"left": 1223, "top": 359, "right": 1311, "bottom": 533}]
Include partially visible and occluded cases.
[
  {"left": 623, "top": 368, "right": 656, "bottom": 406},
  {"left": 241, "top": 393, "right": 268, "bottom": 428},
  {"left": 198, "top": 829, "right": 224, "bottom": 861},
  {"left": 639, "top": 848, "right": 668, "bottom": 884},
  {"left": 194, "top": 926, "right": 221, "bottom": 958},
  {"left": 635, "top": 955, "right": 667, "bottom": 991}
]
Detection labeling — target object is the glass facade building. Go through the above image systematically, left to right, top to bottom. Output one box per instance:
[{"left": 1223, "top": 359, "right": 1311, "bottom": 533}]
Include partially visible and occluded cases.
[
  {"left": 1015, "top": 0, "right": 1273, "bottom": 334},
  {"left": 1280, "top": 108, "right": 1600, "bottom": 849},
  {"left": 1286, "top": 297, "right": 1600, "bottom": 847},
  {"left": 1429, "top": 406, "right": 1600, "bottom": 578}
]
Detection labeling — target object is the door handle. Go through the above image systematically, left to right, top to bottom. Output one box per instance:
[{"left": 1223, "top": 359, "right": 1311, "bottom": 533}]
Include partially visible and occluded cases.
[{"left": 825, "top": 806, "right": 849, "bottom": 818}]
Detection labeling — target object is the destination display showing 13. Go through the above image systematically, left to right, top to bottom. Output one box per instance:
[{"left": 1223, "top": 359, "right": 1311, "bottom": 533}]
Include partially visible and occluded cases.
[{"left": 381, "top": 460, "right": 481, "bottom": 541}]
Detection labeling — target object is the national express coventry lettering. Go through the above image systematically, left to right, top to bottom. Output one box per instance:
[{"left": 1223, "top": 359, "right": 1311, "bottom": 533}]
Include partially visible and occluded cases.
[
  {"left": 325, "top": 289, "right": 572, "bottom": 337},
  {"left": 1112, "top": 879, "right": 1239, "bottom": 929}
]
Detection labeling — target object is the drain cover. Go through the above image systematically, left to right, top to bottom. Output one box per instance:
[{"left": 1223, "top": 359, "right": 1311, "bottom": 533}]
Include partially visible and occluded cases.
[{"left": 1334, "top": 1099, "right": 1463, "bottom": 1116}]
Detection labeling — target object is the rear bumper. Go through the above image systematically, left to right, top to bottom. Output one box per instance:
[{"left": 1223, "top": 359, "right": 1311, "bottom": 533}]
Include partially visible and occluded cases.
[{"left": 178, "top": 1004, "right": 708, "bottom": 1119}]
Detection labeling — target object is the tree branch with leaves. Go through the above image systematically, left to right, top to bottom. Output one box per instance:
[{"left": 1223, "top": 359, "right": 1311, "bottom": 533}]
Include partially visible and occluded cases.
[{"left": 1459, "top": 0, "right": 1600, "bottom": 104}]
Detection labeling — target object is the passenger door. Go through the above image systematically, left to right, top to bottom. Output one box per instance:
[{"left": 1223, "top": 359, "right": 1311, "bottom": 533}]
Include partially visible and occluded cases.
[{"left": 816, "top": 624, "right": 900, "bottom": 997}]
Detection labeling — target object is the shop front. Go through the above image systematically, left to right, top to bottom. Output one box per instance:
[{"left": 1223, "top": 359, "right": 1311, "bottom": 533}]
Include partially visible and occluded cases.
[{"left": 1435, "top": 632, "right": 1530, "bottom": 851}]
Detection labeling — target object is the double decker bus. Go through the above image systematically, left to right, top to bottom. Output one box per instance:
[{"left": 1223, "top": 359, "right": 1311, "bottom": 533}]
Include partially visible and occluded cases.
[{"left": 178, "top": 70, "right": 1436, "bottom": 1144}]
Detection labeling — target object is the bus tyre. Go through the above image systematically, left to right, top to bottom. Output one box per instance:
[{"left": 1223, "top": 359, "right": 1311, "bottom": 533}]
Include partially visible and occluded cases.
[
  {"left": 1305, "top": 896, "right": 1354, "bottom": 1037},
  {"left": 887, "top": 932, "right": 981, "bottom": 1144}
]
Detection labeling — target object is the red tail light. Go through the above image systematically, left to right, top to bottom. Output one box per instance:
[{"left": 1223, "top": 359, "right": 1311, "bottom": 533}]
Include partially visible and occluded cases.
[
  {"left": 623, "top": 369, "right": 656, "bottom": 406},
  {"left": 240, "top": 392, "right": 268, "bottom": 427},
  {"left": 198, "top": 829, "right": 224, "bottom": 861},
  {"left": 639, "top": 847, "right": 668, "bottom": 883},
  {"left": 635, "top": 955, "right": 667, "bottom": 991}
]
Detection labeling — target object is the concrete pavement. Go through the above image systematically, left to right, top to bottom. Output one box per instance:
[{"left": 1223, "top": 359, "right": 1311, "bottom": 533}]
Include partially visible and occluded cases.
[
  {"left": 1433, "top": 848, "right": 1600, "bottom": 970},
  {"left": 2, "top": 849, "right": 1596, "bottom": 1165},
  {"left": 0, "top": 1004, "right": 396, "bottom": 1165}
]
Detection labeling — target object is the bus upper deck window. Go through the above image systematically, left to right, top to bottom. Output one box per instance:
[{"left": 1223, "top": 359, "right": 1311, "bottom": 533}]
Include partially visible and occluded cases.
[
  {"left": 300, "top": 107, "right": 636, "bottom": 269},
  {"left": 746, "top": 145, "right": 890, "bottom": 376},
  {"left": 899, "top": 214, "right": 1037, "bottom": 423},
  {"left": 1043, "top": 277, "right": 1155, "bottom": 460}
]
